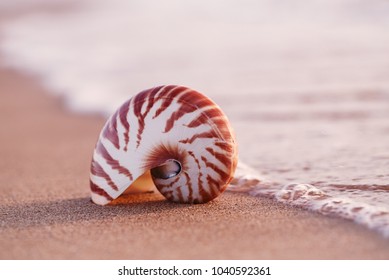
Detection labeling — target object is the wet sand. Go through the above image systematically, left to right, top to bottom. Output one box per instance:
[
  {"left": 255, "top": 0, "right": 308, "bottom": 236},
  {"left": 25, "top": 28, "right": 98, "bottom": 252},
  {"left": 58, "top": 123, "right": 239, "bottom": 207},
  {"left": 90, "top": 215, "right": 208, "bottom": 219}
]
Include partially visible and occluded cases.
[{"left": 1, "top": 67, "right": 389, "bottom": 259}]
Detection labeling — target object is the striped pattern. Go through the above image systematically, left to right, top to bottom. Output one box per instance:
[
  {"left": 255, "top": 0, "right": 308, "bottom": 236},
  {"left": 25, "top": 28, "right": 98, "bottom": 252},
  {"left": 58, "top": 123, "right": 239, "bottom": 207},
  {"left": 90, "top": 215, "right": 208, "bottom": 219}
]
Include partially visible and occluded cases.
[{"left": 90, "top": 85, "right": 238, "bottom": 205}]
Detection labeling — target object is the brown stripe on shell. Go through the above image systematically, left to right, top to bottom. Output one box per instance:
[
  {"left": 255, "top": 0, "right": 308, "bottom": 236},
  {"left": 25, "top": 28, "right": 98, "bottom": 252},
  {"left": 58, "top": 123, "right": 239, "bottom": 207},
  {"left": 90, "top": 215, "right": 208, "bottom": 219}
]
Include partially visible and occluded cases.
[
  {"left": 152, "top": 85, "right": 178, "bottom": 113},
  {"left": 132, "top": 86, "right": 173, "bottom": 148},
  {"left": 142, "top": 86, "right": 166, "bottom": 121},
  {"left": 152, "top": 86, "right": 187, "bottom": 119},
  {"left": 132, "top": 87, "right": 157, "bottom": 148},
  {"left": 162, "top": 87, "right": 211, "bottom": 133},
  {"left": 177, "top": 88, "right": 215, "bottom": 108},
  {"left": 168, "top": 90, "right": 219, "bottom": 130},
  {"left": 133, "top": 91, "right": 147, "bottom": 148},
  {"left": 118, "top": 100, "right": 131, "bottom": 151},
  {"left": 164, "top": 101, "right": 197, "bottom": 133},
  {"left": 197, "top": 107, "right": 224, "bottom": 121},
  {"left": 202, "top": 107, "right": 225, "bottom": 118},
  {"left": 186, "top": 108, "right": 224, "bottom": 129},
  {"left": 102, "top": 110, "right": 120, "bottom": 149},
  {"left": 185, "top": 114, "right": 206, "bottom": 129},
  {"left": 214, "top": 124, "right": 235, "bottom": 143},
  {"left": 179, "top": 130, "right": 219, "bottom": 145},
  {"left": 214, "top": 141, "right": 235, "bottom": 154},
  {"left": 96, "top": 142, "right": 133, "bottom": 180},
  {"left": 205, "top": 147, "right": 231, "bottom": 165},
  {"left": 186, "top": 151, "right": 213, "bottom": 203},
  {"left": 188, "top": 151, "right": 202, "bottom": 202},
  {"left": 201, "top": 155, "right": 230, "bottom": 183},
  {"left": 90, "top": 159, "right": 119, "bottom": 191},
  {"left": 183, "top": 171, "right": 194, "bottom": 203},
  {"left": 206, "top": 174, "right": 222, "bottom": 198},
  {"left": 155, "top": 175, "right": 181, "bottom": 190},
  {"left": 90, "top": 180, "right": 113, "bottom": 201},
  {"left": 198, "top": 180, "right": 213, "bottom": 203},
  {"left": 176, "top": 186, "right": 185, "bottom": 202}
]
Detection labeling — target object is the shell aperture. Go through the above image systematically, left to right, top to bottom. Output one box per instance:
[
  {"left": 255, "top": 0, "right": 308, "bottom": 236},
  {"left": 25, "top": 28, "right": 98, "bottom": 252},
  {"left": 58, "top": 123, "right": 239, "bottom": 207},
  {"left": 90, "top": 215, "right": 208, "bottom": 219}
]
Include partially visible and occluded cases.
[
  {"left": 90, "top": 85, "right": 238, "bottom": 205},
  {"left": 151, "top": 160, "right": 182, "bottom": 180}
]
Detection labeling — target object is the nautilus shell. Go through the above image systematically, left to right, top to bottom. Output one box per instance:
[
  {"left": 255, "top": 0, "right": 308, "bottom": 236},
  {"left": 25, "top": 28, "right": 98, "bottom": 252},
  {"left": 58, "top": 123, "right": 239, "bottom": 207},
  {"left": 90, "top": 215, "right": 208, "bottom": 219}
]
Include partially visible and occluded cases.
[{"left": 90, "top": 85, "right": 238, "bottom": 205}]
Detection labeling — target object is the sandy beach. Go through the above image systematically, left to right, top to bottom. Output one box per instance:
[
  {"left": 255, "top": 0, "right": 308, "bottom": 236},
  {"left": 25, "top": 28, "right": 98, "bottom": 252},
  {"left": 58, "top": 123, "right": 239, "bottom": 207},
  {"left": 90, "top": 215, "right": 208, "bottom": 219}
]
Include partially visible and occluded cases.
[{"left": 1, "top": 66, "right": 389, "bottom": 259}]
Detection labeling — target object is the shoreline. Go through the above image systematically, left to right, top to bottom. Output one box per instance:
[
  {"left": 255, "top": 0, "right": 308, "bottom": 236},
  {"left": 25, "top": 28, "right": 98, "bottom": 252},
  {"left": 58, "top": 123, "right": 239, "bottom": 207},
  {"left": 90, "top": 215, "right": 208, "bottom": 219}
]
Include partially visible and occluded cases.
[{"left": 1, "top": 66, "right": 389, "bottom": 259}]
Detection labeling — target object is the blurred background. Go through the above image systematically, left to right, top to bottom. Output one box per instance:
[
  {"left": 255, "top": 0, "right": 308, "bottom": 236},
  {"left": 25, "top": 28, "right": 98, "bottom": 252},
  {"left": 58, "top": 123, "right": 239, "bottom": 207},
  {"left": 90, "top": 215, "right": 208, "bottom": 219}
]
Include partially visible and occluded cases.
[{"left": 1, "top": 0, "right": 389, "bottom": 110}]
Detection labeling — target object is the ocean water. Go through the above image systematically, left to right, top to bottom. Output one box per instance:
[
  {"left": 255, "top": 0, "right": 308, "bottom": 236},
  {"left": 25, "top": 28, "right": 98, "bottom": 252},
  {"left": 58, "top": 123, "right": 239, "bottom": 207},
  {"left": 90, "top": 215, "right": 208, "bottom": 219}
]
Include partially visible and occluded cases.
[{"left": 1, "top": 0, "right": 389, "bottom": 237}]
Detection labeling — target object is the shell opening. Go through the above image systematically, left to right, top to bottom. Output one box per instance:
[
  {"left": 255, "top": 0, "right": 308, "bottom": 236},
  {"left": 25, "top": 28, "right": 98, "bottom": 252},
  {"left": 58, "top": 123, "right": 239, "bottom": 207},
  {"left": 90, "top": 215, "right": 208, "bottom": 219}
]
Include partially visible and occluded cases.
[
  {"left": 151, "top": 159, "right": 182, "bottom": 180},
  {"left": 123, "top": 170, "right": 156, "bottom": 194}
]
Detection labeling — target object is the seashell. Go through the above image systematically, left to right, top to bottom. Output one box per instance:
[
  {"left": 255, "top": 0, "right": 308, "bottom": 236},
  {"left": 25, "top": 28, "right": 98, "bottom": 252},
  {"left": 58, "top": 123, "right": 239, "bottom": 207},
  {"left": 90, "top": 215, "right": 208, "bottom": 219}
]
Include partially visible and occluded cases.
[{"left": 90, "top": 85, "right": 238, "bottom": 205}]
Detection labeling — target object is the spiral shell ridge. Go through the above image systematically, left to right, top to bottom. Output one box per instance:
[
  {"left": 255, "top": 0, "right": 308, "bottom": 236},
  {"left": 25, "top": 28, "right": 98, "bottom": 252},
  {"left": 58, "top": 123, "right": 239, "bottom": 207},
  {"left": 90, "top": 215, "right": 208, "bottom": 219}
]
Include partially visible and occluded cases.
[{"left": 90, "top": 85, "right": 238, "bottom": 205}]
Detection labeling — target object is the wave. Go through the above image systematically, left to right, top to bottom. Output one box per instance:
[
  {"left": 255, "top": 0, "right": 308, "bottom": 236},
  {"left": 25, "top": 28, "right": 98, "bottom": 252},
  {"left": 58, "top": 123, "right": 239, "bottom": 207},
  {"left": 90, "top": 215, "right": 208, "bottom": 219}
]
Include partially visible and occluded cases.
[{"left": 229, "top": 163, "right": 389, "bottom": 238}]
